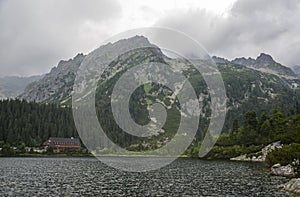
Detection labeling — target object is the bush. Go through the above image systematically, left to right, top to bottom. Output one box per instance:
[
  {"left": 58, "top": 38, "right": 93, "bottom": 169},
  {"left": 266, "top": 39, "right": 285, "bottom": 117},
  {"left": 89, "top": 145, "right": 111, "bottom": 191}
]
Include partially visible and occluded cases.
[
  {"left": 266, "top": 143, "right": 300, "bottom": 166},
  {"left": 0, "top": 144, "right": 16, "bottom": 156},
  {"left": 204, "top": 145, "right": 263, "bottom": 159}
]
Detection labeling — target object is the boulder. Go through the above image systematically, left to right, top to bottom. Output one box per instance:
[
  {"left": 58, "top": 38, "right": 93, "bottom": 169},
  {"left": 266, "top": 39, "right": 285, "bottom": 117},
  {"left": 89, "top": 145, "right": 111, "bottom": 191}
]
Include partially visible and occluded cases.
[
  {"left": 230, "top": 141, "right": 283, "bottom": 162},
  {"left": 230, "top": 154, "right": 247, "bottom": 161},
  {"left": 271, "top": 164, "right": 295, "bottom": 177},
  {"left": 278, "top": 178, "right": 300, "bottom": 194}
]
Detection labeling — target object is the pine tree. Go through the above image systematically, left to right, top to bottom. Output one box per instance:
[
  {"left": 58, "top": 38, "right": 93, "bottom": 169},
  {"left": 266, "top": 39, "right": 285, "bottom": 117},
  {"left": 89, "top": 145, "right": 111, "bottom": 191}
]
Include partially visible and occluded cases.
[{"left": 232, "top": 119, "right": 239, "bottom": 133}]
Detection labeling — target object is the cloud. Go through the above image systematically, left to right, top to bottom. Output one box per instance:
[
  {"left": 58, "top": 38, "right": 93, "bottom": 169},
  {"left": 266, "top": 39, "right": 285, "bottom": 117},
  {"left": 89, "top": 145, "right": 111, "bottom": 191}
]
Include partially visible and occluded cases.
[
  {"left": 0, "top": 0, "right": 122, "bottom": 76},
  {"left": 1, "top": 0, "right": 300, "bottom": 77},
  {"left": 156, "top": 0, "right": 300, "bottom": 67}
]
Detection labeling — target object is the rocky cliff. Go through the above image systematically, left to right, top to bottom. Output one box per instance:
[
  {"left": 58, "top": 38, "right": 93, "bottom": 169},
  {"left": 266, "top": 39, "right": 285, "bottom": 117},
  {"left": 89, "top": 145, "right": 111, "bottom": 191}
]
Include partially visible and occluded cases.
[
  {"left": 18, "top": 53, "right": 85, "bottom": 102},
  {"left": 232, "top": 53, "right": 297, "bottom": 77}
]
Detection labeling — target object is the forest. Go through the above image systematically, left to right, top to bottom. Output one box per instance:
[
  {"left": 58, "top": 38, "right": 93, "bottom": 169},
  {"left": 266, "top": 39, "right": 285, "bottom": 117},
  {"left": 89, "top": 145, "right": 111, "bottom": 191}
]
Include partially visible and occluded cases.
[
  {"left": 0, "top": 99, "right": 77, "bottom": 147},
  {"left": 1, "top": 99, "right": 300, "bottom": 163},
  {"left": 188, "top": 104, "right": 300, "bottom": 166}
]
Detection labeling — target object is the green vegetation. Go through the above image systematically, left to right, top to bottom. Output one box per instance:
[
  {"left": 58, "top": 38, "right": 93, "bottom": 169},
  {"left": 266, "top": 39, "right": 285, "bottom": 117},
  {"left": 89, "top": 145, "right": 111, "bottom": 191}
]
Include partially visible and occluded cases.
[
  {"left": 1, "top": 96, "right": 300, "bottom": 162},
  {"left": 0, "top": 99, "right": 77, "bottom": 147},
  {"left": 187, "top": 106, "right": 300, "bottom": 164},
  {"left": 216, "top": 109, "right": 300, "bottom": 146},
  {"left": 266, "top": 143, "right": 300, "bottom": 166},
  {"left": 266, "top": 143, "right": 300, "bottom": 175},
  {"left": 203, "top": 145, "right": 264, "bottom": 159}
]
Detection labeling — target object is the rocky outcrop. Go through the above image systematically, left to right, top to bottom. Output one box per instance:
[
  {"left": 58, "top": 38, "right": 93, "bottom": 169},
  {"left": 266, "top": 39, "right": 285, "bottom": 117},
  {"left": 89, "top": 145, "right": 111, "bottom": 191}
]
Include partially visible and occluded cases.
[
  {"left": 18, "top": 36, "right": 159, "bottom": 103},
  {"left": 18, "top": 53, "right": 85, "bottom": 103},
  {"left": 232, "top": 53, "right": 297, "bottom": 77},
  {"left": 212, "top": 56, "right": 230, "bottom": 64},
  {"left": 230, "top": 141, "right": 282, "bottom": 162},
  {"left": 261, "top": 141, "right": 283, "bottom": 160},
  {"left": 230, "top": 154, "right": 264, "bottom": 162},
  {"left": 271, "top": 164, "right": 295, "bottom": 177},
  {"left": 278, "top": 178, "right": 300, "bottom": 194}
]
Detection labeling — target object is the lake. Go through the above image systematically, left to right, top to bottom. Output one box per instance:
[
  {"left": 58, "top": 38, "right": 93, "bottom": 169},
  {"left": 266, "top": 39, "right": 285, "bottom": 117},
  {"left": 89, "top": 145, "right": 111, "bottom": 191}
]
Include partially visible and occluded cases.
[{"left": 0, "top": 157, "right": 292, "bottom": 196}]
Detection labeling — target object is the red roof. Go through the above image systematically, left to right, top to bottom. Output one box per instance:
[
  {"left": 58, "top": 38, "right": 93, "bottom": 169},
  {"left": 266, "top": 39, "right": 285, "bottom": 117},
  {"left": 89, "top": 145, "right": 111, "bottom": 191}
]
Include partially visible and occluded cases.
[{"left": 43, "top": 137, "right": 81, "bottom": 148}]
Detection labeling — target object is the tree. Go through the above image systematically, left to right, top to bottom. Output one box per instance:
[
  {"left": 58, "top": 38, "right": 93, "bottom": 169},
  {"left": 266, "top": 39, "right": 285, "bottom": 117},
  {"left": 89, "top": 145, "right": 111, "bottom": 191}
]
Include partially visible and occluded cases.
[
  {"left": 296, "top": 101, "right": 300, "bottom": 114},
  {"left": 244, "top": 110, "right": 258, "bottom": 131},
  {"left": 240, "top": 111, "right": 258, "bottom": 145},
  {"left": 232, "top": 119, "right": 239, "bottom": 133},
  {"left": 260, "top": 120, "right": 272, "bottom": 144},
  {"left": 6, "top": 129, "right": 17, "bottom": 146},
  {"left": 17, "top": 143, "right": 26, "bottom": 154},
  {"left": 1, "top": 144, "right": 16, "bottom": 156},
  {"left": 46, "top": 146, "right": 54, "bottom": 154}
]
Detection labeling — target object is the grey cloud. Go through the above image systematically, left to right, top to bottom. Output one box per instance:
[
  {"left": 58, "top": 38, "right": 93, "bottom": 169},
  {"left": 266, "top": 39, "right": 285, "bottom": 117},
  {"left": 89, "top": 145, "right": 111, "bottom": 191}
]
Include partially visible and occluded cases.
[
  {"left": 0, "top": 0, "right": 122, "bottom": 76},
  {"left": 2, "top": 0, "right": 300, "bottom": 77},
  {"left": 156, "top": 0, "right": 300, "bottom": 67}
]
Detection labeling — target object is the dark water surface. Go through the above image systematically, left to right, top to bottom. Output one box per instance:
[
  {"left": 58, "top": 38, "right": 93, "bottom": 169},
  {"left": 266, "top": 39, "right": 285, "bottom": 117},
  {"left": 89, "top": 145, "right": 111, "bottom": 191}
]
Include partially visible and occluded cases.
[{"left": 0, "top": 157, "right": 292, "bottom": 196}]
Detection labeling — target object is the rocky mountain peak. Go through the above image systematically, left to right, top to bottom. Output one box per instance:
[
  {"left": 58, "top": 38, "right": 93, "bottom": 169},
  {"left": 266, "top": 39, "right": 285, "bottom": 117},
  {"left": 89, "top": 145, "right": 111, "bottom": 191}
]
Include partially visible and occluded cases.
[
  {"left": 19, "top": 35, "right": 162, "bottom": 103},
  {"left": 98, "top": 35, "right": 152, "bottom": 51},
  {"left": 56, "top": 53, "right": 85, "bottom": 68},
  {"left": 231, "top": 53, "right": 296, "bottom": 77},
  {"left": 256, "top": 53, "right": 275, "bottom": 64},
  {"left": 212, "top": 56, "right": 230, "bottom": 64},
  {"left": 232, "top": 57, "right": 255, "bottom": 66}
]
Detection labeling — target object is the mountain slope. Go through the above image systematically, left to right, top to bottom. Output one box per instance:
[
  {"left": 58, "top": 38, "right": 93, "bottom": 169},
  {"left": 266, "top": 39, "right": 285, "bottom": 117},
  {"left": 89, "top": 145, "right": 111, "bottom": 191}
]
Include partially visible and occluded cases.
[
  {"left": 18, "top": 36, "right": 300, "bottom": 146},
  {"left": 18, "top": 53, "right": 85, "bottom": 102},
  {"left": 232, "top": 53, "right": 297, "bottom": 78},
  {"left": 292, "top": 65, "right": 300, "bottom": 76},
  {"left": 0, "top": 75, "right": 42, "bottom": 99}
]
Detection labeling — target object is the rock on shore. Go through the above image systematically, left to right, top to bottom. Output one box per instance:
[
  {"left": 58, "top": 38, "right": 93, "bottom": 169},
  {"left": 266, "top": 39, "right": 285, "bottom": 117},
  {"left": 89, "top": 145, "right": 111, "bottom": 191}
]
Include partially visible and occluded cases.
[
  {"left": 230, "top": 141, "right": 282, "bottom": 162},
  {"left": 271, "top": 164, "right": 295, "bottom": 177},
  {"left": 278, "top": 178, "right": 300, "bottom": 194}
]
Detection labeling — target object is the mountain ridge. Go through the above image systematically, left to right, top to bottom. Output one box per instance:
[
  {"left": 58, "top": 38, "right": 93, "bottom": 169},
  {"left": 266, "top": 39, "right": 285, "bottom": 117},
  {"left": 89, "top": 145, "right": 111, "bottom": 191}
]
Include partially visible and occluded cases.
[
  {"left": 14, "top": 35, "right": 300, "bottom": 147},
  {"left": 18, "top": 36, "right": 160, "bottom": 103},
  {"left": 18, "top": 37, "right": 300, "bottom": 109},
  {"left": 18, "top": 53, "right": 85, "bottom": 102},
  {"left": 213, "top": 53, "right": 297, "bottom": 78},
  {"left": 0, "top": 75, "right": 43, "bottom": 99}
]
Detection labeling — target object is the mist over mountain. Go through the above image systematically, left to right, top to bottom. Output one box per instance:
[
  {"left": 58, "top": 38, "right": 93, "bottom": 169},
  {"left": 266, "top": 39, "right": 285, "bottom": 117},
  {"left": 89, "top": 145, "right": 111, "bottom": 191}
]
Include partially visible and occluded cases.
[{"left": 0, "top": 75, "right": 43, "bottom": 99}]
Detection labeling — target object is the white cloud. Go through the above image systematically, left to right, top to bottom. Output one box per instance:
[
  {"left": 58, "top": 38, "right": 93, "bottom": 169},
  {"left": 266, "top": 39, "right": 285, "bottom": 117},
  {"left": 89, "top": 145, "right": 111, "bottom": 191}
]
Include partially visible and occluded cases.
[
  {"left": 0, "top": 0, "right": 299, "bottom": 76},
  {"left": 0, "top": 0, "right": 122, "bottom": 76},
  {"left": 156, "top": 0, "right": 300, "bottom": 67}
]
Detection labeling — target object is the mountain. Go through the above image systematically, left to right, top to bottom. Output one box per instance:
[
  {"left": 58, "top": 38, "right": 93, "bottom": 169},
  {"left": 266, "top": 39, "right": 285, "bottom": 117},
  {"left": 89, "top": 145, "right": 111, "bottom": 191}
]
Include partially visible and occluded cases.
[
  {"left": 18, "top": 36, "right": 300, "bottom": 146},
  {"left": 18, "top": 36, "right": 159, "bottom": 104},
  {"left": 18, "top": 53, "right": 85, "bottom": 103},
  {"left": 232, "top": 53, "right": 297, "bottom": 77},
  {"left": 212, "top": 56, "right": 230, "bottom": 64},
  {"left": 292, "top": 65, "right": 300, "bottom": 76},
  {"left": 0, "top": 75, "right": 42, "bottom": 99}
]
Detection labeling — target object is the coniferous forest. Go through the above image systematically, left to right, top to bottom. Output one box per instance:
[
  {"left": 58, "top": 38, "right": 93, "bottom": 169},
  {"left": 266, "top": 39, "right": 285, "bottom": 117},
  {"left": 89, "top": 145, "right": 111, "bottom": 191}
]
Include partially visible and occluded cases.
[
  {"left": 1, "top": 98, "right": 300, "bottom": 161},
  {"left": 0, "top": 99, "right": 77, "bottom": 147},
  {"left": 189, "top": 105, "right": 300, "bottom": 165}
]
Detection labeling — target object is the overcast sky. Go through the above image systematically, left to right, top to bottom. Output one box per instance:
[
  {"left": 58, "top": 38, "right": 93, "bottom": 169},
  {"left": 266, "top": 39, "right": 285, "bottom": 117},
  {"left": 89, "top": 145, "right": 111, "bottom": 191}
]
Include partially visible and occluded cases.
[{"left": 0, "top": 0, "right": 299, "bottom": 76}]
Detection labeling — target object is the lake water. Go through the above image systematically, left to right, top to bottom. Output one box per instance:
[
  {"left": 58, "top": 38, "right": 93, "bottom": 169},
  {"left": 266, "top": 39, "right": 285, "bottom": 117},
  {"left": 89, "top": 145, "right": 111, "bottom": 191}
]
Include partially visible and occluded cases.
[{"left": 0, "top": 157, "right": 292, "bottom": 196}]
